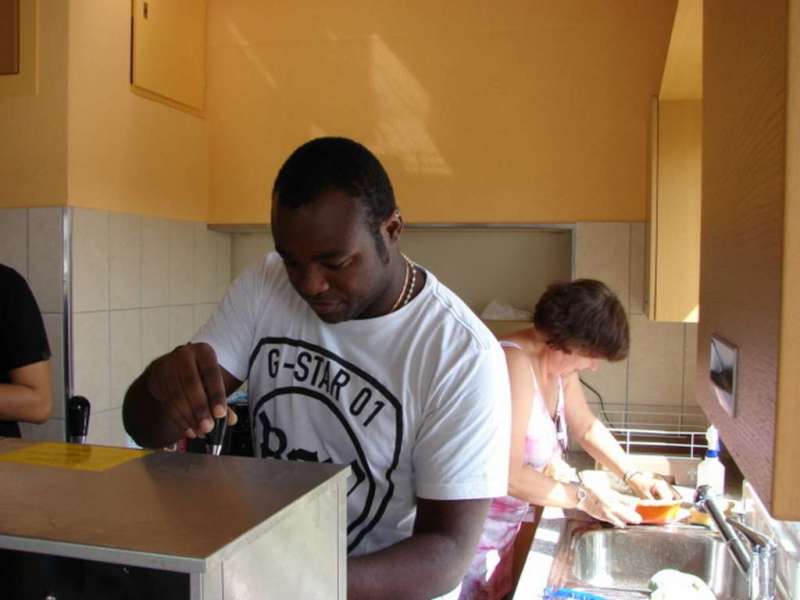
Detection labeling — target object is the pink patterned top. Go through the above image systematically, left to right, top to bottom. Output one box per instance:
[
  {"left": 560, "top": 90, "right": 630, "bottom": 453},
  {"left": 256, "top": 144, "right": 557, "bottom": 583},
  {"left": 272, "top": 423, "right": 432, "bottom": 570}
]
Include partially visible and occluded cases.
[{"left": 458, "top": 341, "right": 566, "bottom": 600}]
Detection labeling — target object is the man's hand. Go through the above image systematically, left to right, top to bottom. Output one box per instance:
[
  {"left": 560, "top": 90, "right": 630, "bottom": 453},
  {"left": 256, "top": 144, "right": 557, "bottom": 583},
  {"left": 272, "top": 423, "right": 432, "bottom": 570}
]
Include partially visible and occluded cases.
[
  {"left": 124, "top": 343, "right": 241, "bottom": 448},
  {"left": 145, "top": 343, "right": 234, "bottom": 439}
]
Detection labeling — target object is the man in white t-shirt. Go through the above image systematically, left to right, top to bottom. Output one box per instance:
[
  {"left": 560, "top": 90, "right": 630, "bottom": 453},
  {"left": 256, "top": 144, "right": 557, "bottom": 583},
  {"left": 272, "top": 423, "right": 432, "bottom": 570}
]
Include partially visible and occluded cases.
[{"left": 124, "top": 137, "right": 510, "bottom": 599}]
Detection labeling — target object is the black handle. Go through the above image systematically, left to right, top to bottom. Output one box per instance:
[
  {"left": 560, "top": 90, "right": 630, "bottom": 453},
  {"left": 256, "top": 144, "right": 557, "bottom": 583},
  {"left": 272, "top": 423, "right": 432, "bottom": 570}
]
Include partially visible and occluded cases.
[
  {"left": 66, "top": 396, "right": 91, "bottom": 443},
  {"left": 207, "top": 416, "right": 228, "bottom": 456}
]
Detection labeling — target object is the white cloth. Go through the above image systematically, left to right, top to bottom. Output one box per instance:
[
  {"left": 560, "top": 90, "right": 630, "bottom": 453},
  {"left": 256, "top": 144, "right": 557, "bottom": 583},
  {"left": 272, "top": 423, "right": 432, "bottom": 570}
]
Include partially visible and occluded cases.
[{"left": 194, "top": 252, "right": 511, "bottom": 557}]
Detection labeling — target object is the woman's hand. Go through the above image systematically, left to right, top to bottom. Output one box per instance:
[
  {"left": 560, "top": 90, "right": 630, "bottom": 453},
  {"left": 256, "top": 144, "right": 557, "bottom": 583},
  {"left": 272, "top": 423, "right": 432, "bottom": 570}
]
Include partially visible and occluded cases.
[
  {"left": 625, "top": 471, "right": 676, "bottom": 500},
  {"left": 575, "top": 482, "right": 642, "bottom": 528}
]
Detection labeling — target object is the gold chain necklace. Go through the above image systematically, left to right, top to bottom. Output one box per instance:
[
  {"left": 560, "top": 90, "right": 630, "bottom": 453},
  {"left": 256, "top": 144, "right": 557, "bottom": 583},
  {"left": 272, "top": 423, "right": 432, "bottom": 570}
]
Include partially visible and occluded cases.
[
  {"left": 399, "top": 253, "right": 417, "bottom": 308},
  {"left": 388, "top": 254, "right": 411, "bottom": 313}
]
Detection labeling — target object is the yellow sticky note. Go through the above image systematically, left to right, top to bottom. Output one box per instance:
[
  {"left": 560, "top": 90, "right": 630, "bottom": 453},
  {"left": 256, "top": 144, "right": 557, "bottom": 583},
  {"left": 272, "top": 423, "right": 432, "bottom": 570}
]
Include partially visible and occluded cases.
[{"left": 0, "top": 442, "right": 151, "bottom": 472}]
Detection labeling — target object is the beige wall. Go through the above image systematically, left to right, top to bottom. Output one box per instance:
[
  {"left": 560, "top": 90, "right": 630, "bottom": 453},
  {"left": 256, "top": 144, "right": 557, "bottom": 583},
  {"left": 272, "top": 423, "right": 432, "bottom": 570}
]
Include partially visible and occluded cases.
[
  {"left": 0, "top": 0, "right": 68, "bottom": 208},
  {"left": 206, "top": 0, "right": 677, "bottom": 225},
  {"left": 67, "top": 2, "right": 209, "bottom": 221},
  {"left": 231, "top": 223, "right": 706, "bottom": 432},
  {"left": 576, "top": 223, "right": 704, "bottom": 432},
  {"left": 230, "top": 228, "right": 573, "bottom": 314}
]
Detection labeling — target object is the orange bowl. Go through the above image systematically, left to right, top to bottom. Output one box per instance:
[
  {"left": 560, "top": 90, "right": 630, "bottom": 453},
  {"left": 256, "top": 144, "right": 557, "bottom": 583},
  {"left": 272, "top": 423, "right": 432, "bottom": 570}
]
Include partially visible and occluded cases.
[{"left": 635, "top": 499, "right": 682, "bottom": 524}]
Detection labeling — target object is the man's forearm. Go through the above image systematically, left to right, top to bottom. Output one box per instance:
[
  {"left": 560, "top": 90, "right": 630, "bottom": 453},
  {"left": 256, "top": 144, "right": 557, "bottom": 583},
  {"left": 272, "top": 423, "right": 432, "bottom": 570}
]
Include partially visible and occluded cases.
[
  {"left": 122, "top": 369, "right": 184, "bottom": 449},
  {"left": 348, "top": 531, "right": 470, "bottom": 600}
]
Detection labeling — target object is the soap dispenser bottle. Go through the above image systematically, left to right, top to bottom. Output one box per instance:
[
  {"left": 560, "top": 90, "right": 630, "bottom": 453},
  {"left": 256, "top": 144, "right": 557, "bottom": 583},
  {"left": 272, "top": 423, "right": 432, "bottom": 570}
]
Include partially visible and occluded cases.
[{"left": 697, "top": 425, "right": 726, "bottom": 496}]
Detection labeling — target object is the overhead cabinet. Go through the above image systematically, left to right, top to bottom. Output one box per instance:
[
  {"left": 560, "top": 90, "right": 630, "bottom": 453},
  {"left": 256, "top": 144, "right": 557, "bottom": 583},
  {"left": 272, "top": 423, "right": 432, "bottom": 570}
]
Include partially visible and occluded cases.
[
  {"left": 131, "top": 0, "right": 206, "bottom": 113},
  {"left": 646, "top": 0, "right": 702, "bottom": 323},
  {"left": 698, "top": 0, "right": 800, "bottom": 519},
  {"left": 647, "top": 98, "right": 702, "bottom": 323}
]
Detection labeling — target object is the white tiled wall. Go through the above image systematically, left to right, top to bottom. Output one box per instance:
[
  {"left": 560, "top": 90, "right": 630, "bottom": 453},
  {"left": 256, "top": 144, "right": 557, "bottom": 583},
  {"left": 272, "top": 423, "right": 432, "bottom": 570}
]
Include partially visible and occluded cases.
[
  {"left": 0, "top": 207, "right": 67, "bottom": 441},
  {"left": 28, "top": 208, "right": 66, "bottom": 314},
  {"left": 70, "top": 208, "right": 232, "bottom": 446},
  {"left": 2, "top": 209, "right": 701, "bottom": 449},
  {"left": 576, "top": 222, "right": 705, "bottom": 432}
]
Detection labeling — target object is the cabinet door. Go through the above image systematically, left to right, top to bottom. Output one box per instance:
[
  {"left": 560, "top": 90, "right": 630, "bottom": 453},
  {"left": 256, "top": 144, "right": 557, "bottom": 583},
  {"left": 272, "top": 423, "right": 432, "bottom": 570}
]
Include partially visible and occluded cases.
[
  {"left": 131, "top": 0, "right": 206, "bottom": 112},
  {"left": 699, "top": 0, "right": 800, "bottom": 519},
  {"left": 647, "top": 98, "right": 701, "bottom": 323}
]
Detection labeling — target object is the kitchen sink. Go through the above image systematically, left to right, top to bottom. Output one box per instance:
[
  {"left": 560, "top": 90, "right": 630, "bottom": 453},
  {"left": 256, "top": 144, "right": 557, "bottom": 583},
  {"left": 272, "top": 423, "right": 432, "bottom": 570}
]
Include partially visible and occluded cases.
[{"left": 548, "top": 520, "right": 749, "bottom": 599}]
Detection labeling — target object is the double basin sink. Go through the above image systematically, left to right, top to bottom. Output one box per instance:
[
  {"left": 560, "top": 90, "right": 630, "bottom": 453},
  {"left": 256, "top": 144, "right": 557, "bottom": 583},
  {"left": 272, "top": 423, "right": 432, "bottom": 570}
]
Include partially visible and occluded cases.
[{"left": 547, "top": 519, "right": 748, "bottom": 599}]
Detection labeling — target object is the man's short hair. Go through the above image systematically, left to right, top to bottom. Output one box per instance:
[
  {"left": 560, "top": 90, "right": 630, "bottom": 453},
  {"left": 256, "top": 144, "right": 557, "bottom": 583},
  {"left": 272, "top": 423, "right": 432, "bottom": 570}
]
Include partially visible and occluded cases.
[
  {"left": 272, "top": 138, "right": 397, "bottom": 246},
  {"left": 533, "top": 279, "right": 629, "bottom": 361}
]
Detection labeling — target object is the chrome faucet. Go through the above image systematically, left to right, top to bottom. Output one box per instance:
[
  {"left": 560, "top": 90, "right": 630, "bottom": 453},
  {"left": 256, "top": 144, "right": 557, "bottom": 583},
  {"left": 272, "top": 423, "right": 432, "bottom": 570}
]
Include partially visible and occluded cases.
[{"left": 694, "top": 485, "right": 777, "bottom": 600}]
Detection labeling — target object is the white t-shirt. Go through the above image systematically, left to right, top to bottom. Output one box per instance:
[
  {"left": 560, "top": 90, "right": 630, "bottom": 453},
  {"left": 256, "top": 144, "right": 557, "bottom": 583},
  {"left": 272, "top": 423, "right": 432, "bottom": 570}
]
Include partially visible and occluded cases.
[{"left": 194, "top": 252, "right": 510, "bottom": 557}]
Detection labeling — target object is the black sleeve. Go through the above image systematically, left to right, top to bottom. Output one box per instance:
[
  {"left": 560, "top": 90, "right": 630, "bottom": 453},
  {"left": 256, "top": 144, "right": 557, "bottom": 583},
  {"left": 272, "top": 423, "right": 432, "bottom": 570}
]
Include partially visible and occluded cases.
[{"left": 0, "top": 265, "right": 52, "bottom": 373}]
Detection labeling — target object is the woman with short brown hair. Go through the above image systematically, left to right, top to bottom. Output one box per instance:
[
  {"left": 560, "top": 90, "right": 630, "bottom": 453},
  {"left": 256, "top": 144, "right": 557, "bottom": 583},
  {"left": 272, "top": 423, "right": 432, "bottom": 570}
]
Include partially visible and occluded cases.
[{"left": 460, "top": 279, "right": 673, "bottom": 600}]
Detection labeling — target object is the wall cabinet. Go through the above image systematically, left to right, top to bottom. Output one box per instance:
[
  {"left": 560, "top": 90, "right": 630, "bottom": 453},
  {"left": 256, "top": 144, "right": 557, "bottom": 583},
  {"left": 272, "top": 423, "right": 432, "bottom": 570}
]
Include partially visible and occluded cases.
[
  {"left": 131, "top": 0, "right": 206, "bottom": 113},
  {"left": 645, "top": 0, "right": 702, "bottom": 323},
  {"left": 698, "top": 0, "right": 799, "bottom": 519},
  {"left": 647, "top": 98, "right": 701, "bottom": 322}
]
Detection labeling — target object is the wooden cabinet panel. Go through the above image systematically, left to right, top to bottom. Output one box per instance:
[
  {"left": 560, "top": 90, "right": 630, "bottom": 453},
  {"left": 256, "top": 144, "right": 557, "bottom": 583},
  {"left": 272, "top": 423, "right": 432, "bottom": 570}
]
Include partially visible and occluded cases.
[
  {"left": 0, "top": 0, "right": 20, "bottom": 75},
  {"left": 0, "top": 0, "right": 38, "bottom": 98},
  {"left": 131, "top": 0, "right": 206, "bottom": 112},
  {"left": 646, "top": 0, "right": 702, "bottom": 323},
  {"left": 699, "top": 0, "right": 799, "bottom": 519},
  {"left": 773, "top": 0, "right": 800, "bottom": 519},
  {"left": 648, "top": 98, "right": 701, "bottom": 322}
]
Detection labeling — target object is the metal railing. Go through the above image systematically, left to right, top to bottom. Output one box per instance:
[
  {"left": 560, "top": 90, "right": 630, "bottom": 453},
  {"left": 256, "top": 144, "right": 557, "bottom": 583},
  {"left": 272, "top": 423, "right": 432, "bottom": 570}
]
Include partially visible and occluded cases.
[{"left": 607, "top": 427, "right": 708, "bottom": 459}]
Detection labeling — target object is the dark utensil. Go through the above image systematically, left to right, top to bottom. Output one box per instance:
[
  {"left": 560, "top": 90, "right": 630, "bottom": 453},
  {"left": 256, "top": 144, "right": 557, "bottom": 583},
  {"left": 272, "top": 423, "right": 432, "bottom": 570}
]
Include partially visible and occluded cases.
[
  {"left": 66, "top": 396, "right": 91, "bottom": 444},
  {"left": 207, "top": 415, "right": 228, "bottom": 456}
]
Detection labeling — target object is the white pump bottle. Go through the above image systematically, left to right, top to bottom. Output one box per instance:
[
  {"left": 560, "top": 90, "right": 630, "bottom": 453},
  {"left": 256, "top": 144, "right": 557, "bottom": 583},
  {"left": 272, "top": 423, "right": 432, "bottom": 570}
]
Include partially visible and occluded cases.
[{"left": 697, "top": 425, "right": 726, "bottom": 496}]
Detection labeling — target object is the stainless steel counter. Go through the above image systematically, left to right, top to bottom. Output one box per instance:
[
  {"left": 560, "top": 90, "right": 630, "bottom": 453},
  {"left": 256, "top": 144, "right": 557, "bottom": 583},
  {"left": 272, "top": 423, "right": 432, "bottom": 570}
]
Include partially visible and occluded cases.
[
  {"left": 0, "top": 438, "right": 350, "bottom": 599},
  {"left": 513, "top": 507, "right": 566, "bottom": 598}
]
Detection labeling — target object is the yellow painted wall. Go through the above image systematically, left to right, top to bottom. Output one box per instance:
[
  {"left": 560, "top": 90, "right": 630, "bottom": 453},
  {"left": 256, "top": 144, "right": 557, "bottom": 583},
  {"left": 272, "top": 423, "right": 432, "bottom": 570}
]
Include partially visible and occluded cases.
[
  {"left": 0, "top": 0, "right": 68, "bottom": 208},
  {"left": 660, "top": 0, "right": 703, "bottom": 100},
  {"left": 67, "top": 1, "right": 208, "bottom": 221},
  {"left": 207, "top": 1, "right": 677, "bottom": 225}
]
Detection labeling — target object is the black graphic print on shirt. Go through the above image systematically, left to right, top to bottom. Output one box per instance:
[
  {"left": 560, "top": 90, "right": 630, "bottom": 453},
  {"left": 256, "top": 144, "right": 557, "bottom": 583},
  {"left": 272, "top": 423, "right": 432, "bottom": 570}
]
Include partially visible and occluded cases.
[{"left": 248, "top": 337, "right": 403, "bottom": 553}]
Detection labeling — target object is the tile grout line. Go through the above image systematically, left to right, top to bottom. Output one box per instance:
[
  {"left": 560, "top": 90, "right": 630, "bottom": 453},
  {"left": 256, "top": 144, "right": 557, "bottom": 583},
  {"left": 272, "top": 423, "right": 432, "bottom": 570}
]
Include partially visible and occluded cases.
[
  {"left": 24, "top": 209, "right": 30, "bottom": 440},
  {"left": 139, "top": 214, "right": 145, "bottom": 424},
  {"left": 625, "top": 223, "right": 632, "bottom": 429}
]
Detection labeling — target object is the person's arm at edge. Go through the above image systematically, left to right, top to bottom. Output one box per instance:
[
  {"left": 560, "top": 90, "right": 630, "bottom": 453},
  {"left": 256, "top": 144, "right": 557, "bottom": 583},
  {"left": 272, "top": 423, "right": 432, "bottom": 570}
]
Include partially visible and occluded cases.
[
  {"left": 123, "top": 343, "right": 243, "bottom": 449},
  {"left": 504, "top": 347, "right": 582, "bottom": 510},
  {"left": 0, "top": 360, "right": 53, "bottom": 424},
  {"left": 562, "top": 373, "right": 636, "bottom": 481},
  {"left": 347, "top": 497, "right": 490, "bottom": 599}
]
